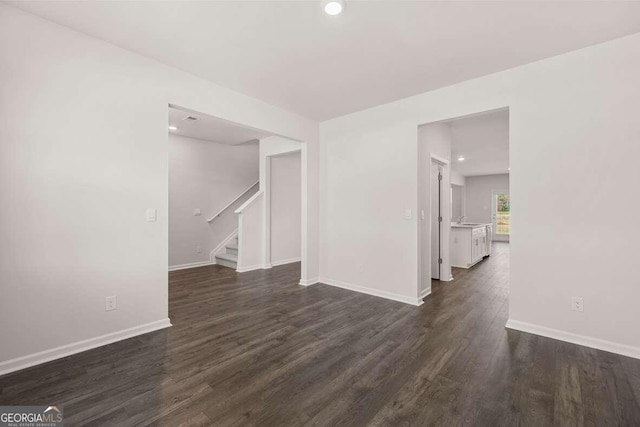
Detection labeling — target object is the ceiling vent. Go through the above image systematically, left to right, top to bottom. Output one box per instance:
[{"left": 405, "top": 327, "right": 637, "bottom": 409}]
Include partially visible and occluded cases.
[{"left": 182, "top": 116, "right": 199, "bottom": 121}]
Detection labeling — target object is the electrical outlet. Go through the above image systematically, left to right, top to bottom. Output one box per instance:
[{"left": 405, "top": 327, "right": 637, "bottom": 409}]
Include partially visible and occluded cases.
[
  {"left": 194, "top": 208, "right": 201, "bottom": 216},
  {"left": 196, "top": 245, "right": 202, "bottom": 253},
  {"left": 357, "top": 263, "right": 364, "bottom": 273},
  {"left": 106, "top": 296, "right": 117, "bottom": 311},
  {"left": 571, "top": 297, "right": 584, "bottom": 312}
]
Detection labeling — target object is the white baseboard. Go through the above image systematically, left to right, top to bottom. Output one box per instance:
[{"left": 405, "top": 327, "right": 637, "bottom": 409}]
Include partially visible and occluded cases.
[
  {"left": 210, "top": 229, "right": 238, "bottom": 261},
  {"left": 271, "top": 257, "right": 301, "bottom": 267},
  {"left": 236, "top": 259, "right": 299, "bottom": 273},
  {"left": 168, "top": 260, "right": 215, "bottom": 271},
  {"left": 236, "top": 264, "right": 269, "bottom": 273},
  {"left": 299, "top": 277, "right": 319, "bottom": 286},
  {"left": 318, "top": 277, "right": 423, "bottom": 306},
  {"left": 0, "top": 319, "right": 172, "bottom": 377},
  {"left": 506, "top": 319, "right": 640, "bottom": 360}
]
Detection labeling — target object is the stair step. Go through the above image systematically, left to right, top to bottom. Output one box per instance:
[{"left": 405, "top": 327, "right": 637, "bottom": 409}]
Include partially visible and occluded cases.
[
  {"left": 225, "top": 245, "right": 238, "bottom": 256},
  {"left": 215, "top": 252, "right": 237, "bottom": 269},
  {"left": 216, "top": 252, "right": 237, "bottom": 262}
]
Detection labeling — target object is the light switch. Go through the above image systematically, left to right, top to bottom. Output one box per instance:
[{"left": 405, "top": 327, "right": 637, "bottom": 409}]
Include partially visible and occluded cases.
[
  {"left": 146, "top": 208, "right": 157, "bottom": 222},
  {"left": 194, "top": 208, "right": 201, "bottom": 216},
  {"left": 404, "top": 209, "right": 412, "bottom": 220},
  {"left": 421, "top": 210, "right": 425, "bottom": 220}
]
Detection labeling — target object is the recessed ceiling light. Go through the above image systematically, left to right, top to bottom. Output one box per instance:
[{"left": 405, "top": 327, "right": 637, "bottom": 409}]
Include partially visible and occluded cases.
[
  {"left": 324, "top": 0, "right": 344, "bottom": 16},
  {"left": 168, "top": 125, "right": 177, "bottom": 131},
  {"left": 457, "top": 156, "right": 465, "bottom": 162}
]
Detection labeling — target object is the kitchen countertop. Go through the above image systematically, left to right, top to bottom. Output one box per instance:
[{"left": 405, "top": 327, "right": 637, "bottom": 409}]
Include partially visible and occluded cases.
[{"left": 451, "top": 223, "right": 491, "bottom": 229}]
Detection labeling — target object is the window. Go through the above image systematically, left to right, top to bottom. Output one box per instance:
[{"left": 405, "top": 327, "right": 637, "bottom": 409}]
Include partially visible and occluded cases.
[{"left": 496, "top": 193, "right": 510, "bottom": 235}]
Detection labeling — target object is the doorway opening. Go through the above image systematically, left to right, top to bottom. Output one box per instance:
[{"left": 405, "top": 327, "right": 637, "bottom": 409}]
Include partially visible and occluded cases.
[
  {"left": 167, "top": 105, "right": 305, "bottom": 282},
  {"left": 418, "top": 107, "right": 510, "bottom": 303},
  {"left": 263, "top": 146, "right": 303, "bottom": 269},
  {"left": 430, "top": 159, "right": 444, "bottom": 280},
  {"left": 492, "top": 190, "right": 510, "bottom": 242}
]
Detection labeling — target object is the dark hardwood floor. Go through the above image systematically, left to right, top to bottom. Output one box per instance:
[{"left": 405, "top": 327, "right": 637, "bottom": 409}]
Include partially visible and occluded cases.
[{"left": 1, "top": 243, "right": 639, "bottom": 425}]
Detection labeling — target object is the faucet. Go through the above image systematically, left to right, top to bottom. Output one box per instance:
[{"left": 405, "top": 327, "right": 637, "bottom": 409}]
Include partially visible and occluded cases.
[{"left": 457, "top": 215, "right": 465, "bottom": 224}]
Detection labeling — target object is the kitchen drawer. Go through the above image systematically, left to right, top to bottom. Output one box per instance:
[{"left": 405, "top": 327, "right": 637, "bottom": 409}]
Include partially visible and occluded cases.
[{"left": 472, "top": 227, "right": 485, "bottom": 236}]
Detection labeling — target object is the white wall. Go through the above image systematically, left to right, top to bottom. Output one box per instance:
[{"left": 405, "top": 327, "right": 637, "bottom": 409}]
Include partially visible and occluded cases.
[
  {"left": 0, "top": 4, "right": 319, "bottom": 373},
  {"left": 320, "top": 32, "right": 640, "bottom": 357},
  {"left": 418, "top": 123, "right": 452, "bottom": 297},
  {"left": 169, "top": 134, "right": 258, "bottom": 268},
  {"left": 259, "top": 137, "right": 301, "bottom": 192},
  {"left": 270, "top": 152, "right": 302, "bottom": 265},
  {"left": 450, "top": 171, "right": 466, "bottom": 187},
  {"left": 464, "top": 174, "right": 509, "bottom": 225},
  {"left": 451, "top": 184, "right": 464, "bottom": 221},
  {"left": 236, "top": 192, "right": 264, "bottom": 272}
]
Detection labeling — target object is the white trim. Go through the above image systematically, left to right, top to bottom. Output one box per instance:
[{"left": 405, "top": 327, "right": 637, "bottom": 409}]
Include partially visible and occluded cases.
[
  {"left": 300, "top": 143, "right": 309, "bottom": 286},
  {"left": 263, "top": 147, "right": 304, "bottom": 277},
  {"left": 430, "top": 153, "right": 450, "bottom": 166},
  {"left": 430, "top": 154, "right": 451, "bottom": 284},
  {"left": 263, "top": 155, "right": 272, "bottom": 269},
  {"left": 207, "top": 180, "right": 259, "bottom": 222},
  {"left": 234, "top": 190, "right": 264, "bottom": 214},
  {"left": 237, "top": 212, "right": 244, "bottom": 267},
  {"left": 210, "top": 229, "right": 238, "bottom": 260},
  {"left": 271, "top": 257, "right": 302, "bottom": 267},
  {"left": 451, "top": 257, "right": 483, "bottom": 269},
  {"left": 168, "top": 261, "right": 215, "bottom": 271},
  {"left": 235, "top": 264, "right": 270, "bottom": 273},
  {"left": 299, "top": 277, "right": 319, "bottom": 286},
  {"left": 318, "top": 277, "right": 424, "bottom": 306},
  {"left": 420, "top": 289, "right": 432, "bottom": 299},
  {"left": 0, "top": 319, "right": 172, "bottom": 376},
  {"left": 506, "top": 319, "right": 640, "bottom": 360}
]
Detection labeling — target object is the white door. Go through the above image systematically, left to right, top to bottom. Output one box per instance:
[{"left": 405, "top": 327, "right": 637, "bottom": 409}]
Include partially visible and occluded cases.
[
  {"left": 430, "top": 163, "right": 442, "bottom": 279},
  {"left": 491, "top": 190, "right": 510, "bottom": 242}
]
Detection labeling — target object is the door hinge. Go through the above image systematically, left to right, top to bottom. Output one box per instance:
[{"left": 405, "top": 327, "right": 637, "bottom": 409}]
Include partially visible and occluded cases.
[
  {"left": 438, "top": 173, "right": 442, "bottom": 181},
  {"left": 438, "top": 216, "right": 442, "bottom": 222},
  {"left": 438, "top": 258, "right": 443, "bottom": 264}
]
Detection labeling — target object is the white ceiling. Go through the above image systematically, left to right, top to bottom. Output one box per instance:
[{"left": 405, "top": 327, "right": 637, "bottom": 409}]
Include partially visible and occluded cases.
[
  {"left": 8, "top": 1, "right": 640, "bottom": 121},
  {"left": 169, "top": 105, "right": 272, "bottom": 145},
  {"left": 449, "top": 109, "right": 509, "bottom": 177}
]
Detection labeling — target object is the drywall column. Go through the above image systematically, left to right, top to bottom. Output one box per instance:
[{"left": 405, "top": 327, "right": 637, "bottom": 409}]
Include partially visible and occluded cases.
[{"left": 235, "top": 192, "right": 264, "bottom": 272}]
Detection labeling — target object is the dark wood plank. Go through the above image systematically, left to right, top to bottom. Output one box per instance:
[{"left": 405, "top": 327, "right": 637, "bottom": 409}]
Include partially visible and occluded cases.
[{"left": 0, "top": 243, "right": 639, "bottom": 426}]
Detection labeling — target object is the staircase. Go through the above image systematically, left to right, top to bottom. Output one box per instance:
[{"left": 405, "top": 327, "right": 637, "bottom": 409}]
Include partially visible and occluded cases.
[{"left": 215, "top": 235, "right": 238, "bottom": 269}]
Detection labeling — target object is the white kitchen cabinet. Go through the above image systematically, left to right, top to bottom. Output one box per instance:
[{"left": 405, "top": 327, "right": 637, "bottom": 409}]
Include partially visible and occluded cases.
[{"left": 451, "top": 224, "right": 491, "bottom": 269}]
